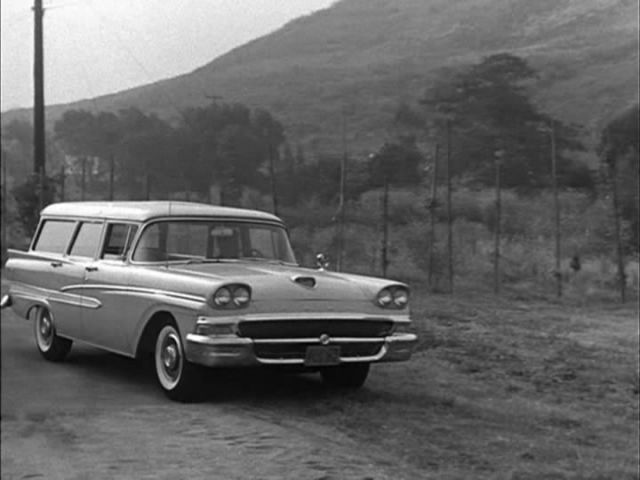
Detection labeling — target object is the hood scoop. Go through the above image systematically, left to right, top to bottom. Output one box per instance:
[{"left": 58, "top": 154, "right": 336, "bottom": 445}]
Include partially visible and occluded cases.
[{"left": 292, "top": 275, "right": 317, "bottom": 289}]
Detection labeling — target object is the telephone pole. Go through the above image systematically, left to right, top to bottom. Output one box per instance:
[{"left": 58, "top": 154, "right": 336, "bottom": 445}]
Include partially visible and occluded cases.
[
  {"left": 34, "top": 0, "right": 46, "bottom": 210},
  {"left": 337, "top": 108, "right": 348, "bottom": 271},
  {"left": 445, "top": 119, "right": 453, "bottom": 293},
  {"left": 550, "top": 120, "right": 562, "bottom": 297},
  {"left": 427, "top": 143, "right": 439, "bottom": 290},
  {"left": 494, "top": 150, "right": 504, "bottom": 294}
]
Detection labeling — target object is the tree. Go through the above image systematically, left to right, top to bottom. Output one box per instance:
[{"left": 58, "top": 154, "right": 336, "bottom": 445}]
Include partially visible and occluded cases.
[
  {"left": 421, "top": 53, "right": 587, "bottom": 190},
  {"left": 176, "top": 101, "right": 284, "bottom": 204},
  {"left": 598, "top": 103, "right": 639, "bottom": 302},
  {"left": 599, "top": 103, "right": 639, "bottom": 253},
  {"left": 115, "top": 108, "right": 175, "bottom": 199},
  {"left": 254, "top": 109, "right": 285, "bottom": 214},
  {"left": 369, "top": 140, "right": 424, "bottom": 276},
  {"left": 12, "top": 174, "right": 57, "bottom": 236}
]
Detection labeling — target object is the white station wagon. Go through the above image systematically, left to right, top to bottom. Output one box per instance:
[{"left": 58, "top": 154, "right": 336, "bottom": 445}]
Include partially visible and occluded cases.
[{"left": 1, "top": 201, "right": 417, "bottom": 401}]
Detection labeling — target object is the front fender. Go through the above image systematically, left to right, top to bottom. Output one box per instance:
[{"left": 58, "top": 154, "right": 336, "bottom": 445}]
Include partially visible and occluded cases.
[{"left": 131, "top": 294, "right": 208, "bottom": 353}]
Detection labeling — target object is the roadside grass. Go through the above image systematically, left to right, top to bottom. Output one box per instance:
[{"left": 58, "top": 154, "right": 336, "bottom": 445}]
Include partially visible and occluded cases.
[{"left": 271, "top": 287, "right": 639, "bottom": 479}]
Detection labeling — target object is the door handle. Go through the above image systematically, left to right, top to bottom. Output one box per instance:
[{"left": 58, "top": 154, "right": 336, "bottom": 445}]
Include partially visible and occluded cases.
[
  {"left": 50, "top": 261, "right": 63, "bottom": 268},
  {"left": 85, "top": 266, "right": 98, "bottom": 272}
]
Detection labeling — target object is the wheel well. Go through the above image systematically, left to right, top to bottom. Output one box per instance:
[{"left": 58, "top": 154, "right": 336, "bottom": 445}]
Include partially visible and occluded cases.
[{"left": 135, "top": 311, "right": 176, "bottom": 359}]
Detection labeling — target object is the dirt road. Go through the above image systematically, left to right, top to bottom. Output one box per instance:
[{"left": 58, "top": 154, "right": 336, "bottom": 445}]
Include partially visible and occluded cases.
[{"left": 1, "top": 310, "right": 419, "bottom": 480}]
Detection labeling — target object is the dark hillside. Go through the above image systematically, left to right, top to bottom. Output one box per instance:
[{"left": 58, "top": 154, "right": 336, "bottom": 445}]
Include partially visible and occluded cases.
[{"left": 2, "top": 0, "right": 637, "bottom": 157}]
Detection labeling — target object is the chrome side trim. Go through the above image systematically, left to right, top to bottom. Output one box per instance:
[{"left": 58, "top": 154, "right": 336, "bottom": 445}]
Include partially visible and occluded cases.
[
  {"left": 60, "top": 284, "right": 206, "bottom": 304},
  {"left": 49, "top": 292, "right": 102, "bottom": 309}
]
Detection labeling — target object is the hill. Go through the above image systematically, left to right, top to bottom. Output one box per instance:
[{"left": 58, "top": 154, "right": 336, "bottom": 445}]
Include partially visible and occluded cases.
[{"left": 2, "top": 0, "right": 638, "bottom": 157}]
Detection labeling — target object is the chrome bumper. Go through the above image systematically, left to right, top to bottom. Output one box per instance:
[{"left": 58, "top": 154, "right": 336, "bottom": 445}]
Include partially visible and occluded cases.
[{"left": 184, "top": 332, "right": 418, "bottom": 368}]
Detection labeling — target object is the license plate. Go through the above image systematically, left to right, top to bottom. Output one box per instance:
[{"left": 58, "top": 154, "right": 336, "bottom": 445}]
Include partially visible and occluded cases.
[{"left": 304, "top": 346, "right": 341, "bottom": 366}]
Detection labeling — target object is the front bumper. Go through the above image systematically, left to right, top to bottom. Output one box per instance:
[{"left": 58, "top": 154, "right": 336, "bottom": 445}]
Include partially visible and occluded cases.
[{"left": 185, "top": 331, "right": 417, "bottom": 368}]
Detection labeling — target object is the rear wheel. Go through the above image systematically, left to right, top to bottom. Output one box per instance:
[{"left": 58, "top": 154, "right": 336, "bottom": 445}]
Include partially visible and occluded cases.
[
  {"left": 34, "top": 307, "right": 72, "bottom": 362},
  {"left": 154, "top": 323, "right": 202, "bottom": 402},
  {"left": 321, "top": 363, "right": 370, "bottom": 389}
]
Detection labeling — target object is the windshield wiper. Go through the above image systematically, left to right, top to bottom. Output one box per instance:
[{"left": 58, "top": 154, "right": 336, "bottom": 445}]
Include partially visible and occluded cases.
[
  {"left": 183, "top": 257, "right": 235, "bottom": 264},
  {"left": 238, "top": 257, "right": 288, "bottom": 265}
]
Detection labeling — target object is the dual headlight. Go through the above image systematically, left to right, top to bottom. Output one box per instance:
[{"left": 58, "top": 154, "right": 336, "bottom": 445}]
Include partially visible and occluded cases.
[
  {"left": 211, "top": 284, "right": 251, "bottom": 309},
  {"left": 376, "top": 286, "right": 409, "bottom": 309}
]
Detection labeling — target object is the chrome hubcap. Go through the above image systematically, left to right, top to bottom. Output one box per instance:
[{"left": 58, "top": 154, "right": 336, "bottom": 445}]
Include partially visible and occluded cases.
[
  {"left": 40, "top": 317, "right": 52, "bottom": 339},
  {"left": 156, "top": 327, "right": 183, "bottom": 389},
  {"left": 163, "top": 344, "right": 178, "bottom": 370}
]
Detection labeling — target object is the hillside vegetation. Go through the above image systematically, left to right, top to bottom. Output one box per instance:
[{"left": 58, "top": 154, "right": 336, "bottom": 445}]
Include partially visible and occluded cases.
[{"left": 2, "top": 0, "right": 638, "bottom": 157}]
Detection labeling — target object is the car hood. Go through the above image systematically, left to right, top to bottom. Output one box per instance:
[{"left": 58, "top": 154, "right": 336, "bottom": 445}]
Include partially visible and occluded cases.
[{"left": 166, "top": 262, "right": 388, "bottom": 302}]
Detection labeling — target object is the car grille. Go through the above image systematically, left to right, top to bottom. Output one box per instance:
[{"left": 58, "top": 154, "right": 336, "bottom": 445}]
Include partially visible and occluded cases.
[
  {"left": 238, "top": 319, "right": 393, "bottom": 339},
  {"left": 254, "top": 342, "right": 383, "bottom": 360}
]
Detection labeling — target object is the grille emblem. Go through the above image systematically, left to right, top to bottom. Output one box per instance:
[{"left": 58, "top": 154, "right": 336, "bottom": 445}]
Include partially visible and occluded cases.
[{"left": 319, "top": 333, "right": 331, "bottom": 345}]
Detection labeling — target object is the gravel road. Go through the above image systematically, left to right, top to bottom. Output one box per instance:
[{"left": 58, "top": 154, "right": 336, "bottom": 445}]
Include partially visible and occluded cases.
[{"left": 1, "top": 309, "right": 422, "bottom": 480}]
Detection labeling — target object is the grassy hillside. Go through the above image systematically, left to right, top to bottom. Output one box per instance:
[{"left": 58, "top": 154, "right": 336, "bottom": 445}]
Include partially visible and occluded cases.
[{"left": 2, "top": 0, "right": 638, "bottom": 157}]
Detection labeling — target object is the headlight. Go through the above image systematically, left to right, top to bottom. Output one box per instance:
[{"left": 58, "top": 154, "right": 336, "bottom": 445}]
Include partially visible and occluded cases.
[
  {"left": 212, "top": 284, "right": 251, "bottom": 309},
  {"left": 233, "top": 286, "right": 251, "bottom": 307},
  {"left": 375, "top": 286, "right": 409, "bottom": 309},
  {"left": 213, "top": 287, "right": 232, "bottom": 306},
  {"left": 377, "top": 288, "right": 393, "bottom": 307},
  {"left": 393, "top": 289, "right": 409, "bottom": 307}
]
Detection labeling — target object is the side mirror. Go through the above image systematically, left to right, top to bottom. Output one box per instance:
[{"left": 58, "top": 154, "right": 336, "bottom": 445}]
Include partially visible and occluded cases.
[{"left": 316, "top": 253, "right": 330, "bottom": 271}]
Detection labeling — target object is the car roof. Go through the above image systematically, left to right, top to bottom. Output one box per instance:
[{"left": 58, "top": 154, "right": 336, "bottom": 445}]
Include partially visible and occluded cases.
[{"left": 40, "top": 201, "right": 283, "bottom": 223}]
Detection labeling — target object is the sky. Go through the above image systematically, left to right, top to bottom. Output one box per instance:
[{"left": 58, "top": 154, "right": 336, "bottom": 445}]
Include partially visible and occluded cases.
[{"left": 0, "top": 0, "right": 336, "bottom": 112}]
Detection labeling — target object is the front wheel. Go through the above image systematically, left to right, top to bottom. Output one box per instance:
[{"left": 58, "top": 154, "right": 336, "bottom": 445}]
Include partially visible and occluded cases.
[
  {"left": 34, "top": 307, "right": 72, "bottom": 362},
  {"left": 154, "top": 323, "right": 202, "bottom": 402},
  {"left": 321, "top": 363, "right": 370, "bottom": 389}
]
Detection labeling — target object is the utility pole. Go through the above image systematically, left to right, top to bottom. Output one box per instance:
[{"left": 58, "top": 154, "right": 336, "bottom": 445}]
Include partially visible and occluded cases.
[
  {"left": 33, "top": 0, "right": 46, "bottom": 210},
  {"left": 337, "top": 108, "right": 348, "bottom": 272},
  {"left": 445, "top": 119, "right": 454, "bottom": 293},
  {"left": 550, "top": 120, "right": 562, "bottom": 297},
  {"left": 607, "top": 129, "right": 626, "bottom": 303},
  {"left": 268, "top": 141, "right": 278, "bottom": 216},
  {"left": 428, "top": 143, "right": 439, "bottom": 290},
  {"left": 2, "top": 148, "right": 7, "bottom": 256},
  {"left": 494, "top": 150, "right": 504, "bottom": 294},
  {"left": 109, "top": 154, "right": 115, "bottom": 201},
  {"left": 81, "top": 157, "right": 86, "bottom": 201},
  {"left": 145, "top": 158, "right": 151, "bottom": 200},
  {"left": 59, "top": 164, "right": 65, "bottom": 201},
  {"left": 381, "top": 175, "right": 389, "bottom": 277}
]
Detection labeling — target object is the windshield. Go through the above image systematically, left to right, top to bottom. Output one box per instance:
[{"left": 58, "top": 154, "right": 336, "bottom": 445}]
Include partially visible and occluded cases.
[{"left": 132, "top": 220, "right": 296, "bottom": 264}]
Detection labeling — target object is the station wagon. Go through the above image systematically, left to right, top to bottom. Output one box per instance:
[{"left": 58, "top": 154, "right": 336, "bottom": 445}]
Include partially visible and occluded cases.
[{"left": 1, "top": 201, "right": 417, "bottom": 401}]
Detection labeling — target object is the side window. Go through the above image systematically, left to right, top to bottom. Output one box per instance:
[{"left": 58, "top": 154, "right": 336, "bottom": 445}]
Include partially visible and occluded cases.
[
  {"left": 33, "top": 220, "right": 76, "bottom": 254},
  {"left": 69, "top": 222, "right": 103, "bottom": 259},
  {"left": 102, "top": 224, "right": 138, "bottom": 259},
  {"left": 248, "top": 228, "right": 277, "bottom": 258}
]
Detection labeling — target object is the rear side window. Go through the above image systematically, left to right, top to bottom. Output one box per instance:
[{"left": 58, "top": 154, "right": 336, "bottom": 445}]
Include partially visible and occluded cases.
[
  {"left": 33, "top": 220, "right": 76, "bottom": 254},
  {"left": 69, "top": 222, "right": 103, "bottom": 258},
  {"left": 102, "top": 223, "right": 138, "bottom": 259}
]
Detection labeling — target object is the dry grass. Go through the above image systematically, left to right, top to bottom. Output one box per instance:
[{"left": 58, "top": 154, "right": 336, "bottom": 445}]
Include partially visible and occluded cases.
[{"left": 257, "top": 287, "right": 640, "bottom": 479}]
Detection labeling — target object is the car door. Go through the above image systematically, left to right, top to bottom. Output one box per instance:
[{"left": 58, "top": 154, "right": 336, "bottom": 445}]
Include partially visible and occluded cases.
[
  {"left": 28, "top": 218, "right": 86, "bottom": 339},
  {"left": 59, "top": 220, "right": 106, "bottom": 340},
  {"left": 81, "top": 222, "right": 138, "bottom": 354}
]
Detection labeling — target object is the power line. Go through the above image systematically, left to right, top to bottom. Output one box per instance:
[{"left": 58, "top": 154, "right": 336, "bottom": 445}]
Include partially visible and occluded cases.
[{"left": 85, "top": 2, "right": 211, "bottom": 124}]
